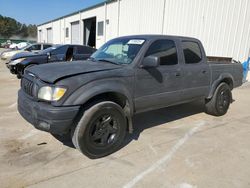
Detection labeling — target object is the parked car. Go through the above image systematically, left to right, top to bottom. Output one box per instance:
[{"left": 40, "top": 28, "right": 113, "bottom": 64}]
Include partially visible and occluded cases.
[
  {"left": 18, "top": 35, "right": 243, "bottom": 158},
  {"left": 1, "top": 40, "right": 12, "bottom": 48},
  {"left": 9, "top": 42, "right": 30, "bottom": 50},
  {"left": 1, "top": 43, "right": 52, "bottom": 61},
  {"left": 9, "top": 43, "right": 18, "bottom": 49},
  {"left": 6, "top": 44, "right": 96, "bottom": 78}
]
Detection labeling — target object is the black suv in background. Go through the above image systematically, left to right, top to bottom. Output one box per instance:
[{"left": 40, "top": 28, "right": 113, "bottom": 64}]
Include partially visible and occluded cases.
[{"left": 6, "top": 44, "right": 96, "bottom": 78}]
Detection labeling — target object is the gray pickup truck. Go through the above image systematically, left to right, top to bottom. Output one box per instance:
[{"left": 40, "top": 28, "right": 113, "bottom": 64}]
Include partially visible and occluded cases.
[{"left": 18, "top": 35, "right": 243, "bottom": 158}]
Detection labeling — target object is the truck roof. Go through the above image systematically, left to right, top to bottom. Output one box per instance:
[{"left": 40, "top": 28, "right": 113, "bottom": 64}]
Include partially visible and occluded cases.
[{"left": 116, "top": 34, "right": 199, "bottom": 41}]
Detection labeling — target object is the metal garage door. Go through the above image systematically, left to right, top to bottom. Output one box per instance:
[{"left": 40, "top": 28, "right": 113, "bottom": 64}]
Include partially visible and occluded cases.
[
  {"left": 71, "top": 21, "right": 80, "bottom": 44},
  {"left": 47, "top": 28, "right": 52, "bottom": 43}
]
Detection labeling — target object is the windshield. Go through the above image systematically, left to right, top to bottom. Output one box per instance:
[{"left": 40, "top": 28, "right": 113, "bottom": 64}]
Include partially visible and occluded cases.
[
  {"left": 91, "top": 38, "right": 145, "bottom": 64},
  {"left": 20, "top": 44, "right": 32, "bottom": 50}
]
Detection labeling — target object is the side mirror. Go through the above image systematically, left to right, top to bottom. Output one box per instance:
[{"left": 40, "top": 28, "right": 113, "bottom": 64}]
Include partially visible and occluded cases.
[{"left": 141, "top": 55, "right": 160, "bottom": 68}]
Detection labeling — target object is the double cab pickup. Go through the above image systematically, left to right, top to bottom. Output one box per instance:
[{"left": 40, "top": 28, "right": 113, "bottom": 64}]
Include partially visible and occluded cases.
[{"left": 18, "top": 35, "right": 243, "bottom": 158}]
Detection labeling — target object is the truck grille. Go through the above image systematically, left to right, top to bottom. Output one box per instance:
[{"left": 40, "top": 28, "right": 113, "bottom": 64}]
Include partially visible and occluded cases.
[{"left": 21, "top": 78, "right": 34, "bottom": 96}]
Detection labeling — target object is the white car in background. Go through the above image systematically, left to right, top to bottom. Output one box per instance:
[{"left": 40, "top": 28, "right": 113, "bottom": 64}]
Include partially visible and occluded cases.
[
  {"left": 9, "top": 42, "right": 29, "bottom": 49},
  {"left": 17, "top": 42, "right": 29, "bottom": 49},
  {"left": 0, "top": 43, "right": 52, "bottom": 61},
  {"left": 9, "top": 43, "right": 18, "bottom": 49}
]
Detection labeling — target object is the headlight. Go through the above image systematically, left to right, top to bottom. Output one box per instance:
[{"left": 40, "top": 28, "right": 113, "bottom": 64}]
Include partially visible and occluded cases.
[
  {"left": 5, "top": 51, "right": 16, "bottom": 57},
  {"left": 1, "top": 52, "right": 7, "bottom": 57},
  {"left": 9, "top": 58, "right": 26, "bottom": 65},
  {"left": 38, "top": 86, "right": 67, "bottom": 101}
]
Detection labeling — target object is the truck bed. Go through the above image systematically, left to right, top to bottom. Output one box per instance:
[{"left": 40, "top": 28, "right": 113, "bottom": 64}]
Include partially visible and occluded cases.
[
  {"left": 207, "top": 56, "right": 240, "bottom": 64},
  {"left": 209, "top": 62, "right": 243, "bottom": 88}
]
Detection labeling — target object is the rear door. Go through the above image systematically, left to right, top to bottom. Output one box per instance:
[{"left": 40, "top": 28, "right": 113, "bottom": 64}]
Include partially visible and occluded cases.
[
  {"left": 134, "top": 39, "right": 183, "bottom": 112},
  {"left": 180, "top": 41, "right": 210, "bottom": 100},
  {"left": 73, "top": 46, "right": 95, "bottom": 60}
]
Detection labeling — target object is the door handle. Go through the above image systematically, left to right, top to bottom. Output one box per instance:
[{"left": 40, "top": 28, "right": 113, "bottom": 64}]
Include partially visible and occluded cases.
[
  {"left": 202, "top": 70, "right": 207, "bottom": 74},
  {"left": 175, "top": 72, "right": 181, "bottom": 77}
]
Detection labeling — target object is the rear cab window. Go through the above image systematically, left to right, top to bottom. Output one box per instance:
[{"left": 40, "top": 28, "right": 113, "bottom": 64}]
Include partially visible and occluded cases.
[
  {"left": 145, "top": 39, "right": 178, "bottom": 65},
  {"left": 182, "top": 41, "right": 202, "bottom": 64}
]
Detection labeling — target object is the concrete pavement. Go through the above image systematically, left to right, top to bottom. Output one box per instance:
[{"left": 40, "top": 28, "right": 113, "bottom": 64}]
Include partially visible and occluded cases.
[{"left": 0, "top": 48, "right": 250, "bottom": 188}]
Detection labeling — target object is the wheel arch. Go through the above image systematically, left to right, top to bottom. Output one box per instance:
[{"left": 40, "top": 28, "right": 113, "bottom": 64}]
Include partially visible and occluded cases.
[
  {"left": 207, "top": 74, "right": 234, "bottom": 99},
  {"left": 64, "top": 81, "right": 135, "bottom": 133},
  {"left": 82, "top": 92, "right": 127, "bottom": 108}
]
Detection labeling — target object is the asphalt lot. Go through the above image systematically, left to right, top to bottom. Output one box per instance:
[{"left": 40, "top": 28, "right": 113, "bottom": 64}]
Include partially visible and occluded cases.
[{"left": 0, "top": 48, "right": 250, "bottom": 188}]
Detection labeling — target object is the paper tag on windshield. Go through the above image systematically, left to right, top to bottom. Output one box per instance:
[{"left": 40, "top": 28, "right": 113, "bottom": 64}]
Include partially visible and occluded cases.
[{"left": 127, "top": 39, "right": 145, "bottom": 45}]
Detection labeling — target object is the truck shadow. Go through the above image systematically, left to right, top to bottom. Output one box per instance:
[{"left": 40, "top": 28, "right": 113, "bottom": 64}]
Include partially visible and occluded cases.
[
  {"left": 53, "top": 99, "right": 205, "bottom": 150},
  {"left": 123, "top": 99, "right": 205, "bottom": 145}
]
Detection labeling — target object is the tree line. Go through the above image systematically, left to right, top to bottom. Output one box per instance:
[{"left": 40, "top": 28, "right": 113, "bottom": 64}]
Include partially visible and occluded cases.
[{"left": 0, "top": 15, "right": 37, "bottom": 39}]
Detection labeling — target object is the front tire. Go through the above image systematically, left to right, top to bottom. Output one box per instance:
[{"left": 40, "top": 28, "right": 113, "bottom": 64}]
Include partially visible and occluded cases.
[
  {"left": 16, "top": 74, "right": 21, "bottom": 79},
  {"left": 205, "top": 83, "right": 232, "bottom": 116},
  {"left": 72, "top": 101, "right": 127, "bottom": 159}
]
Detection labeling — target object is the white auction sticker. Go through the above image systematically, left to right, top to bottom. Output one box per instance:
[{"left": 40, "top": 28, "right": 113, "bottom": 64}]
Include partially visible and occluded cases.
[{"left": 127, "top": 39, "right": 145, "bottom": 45}]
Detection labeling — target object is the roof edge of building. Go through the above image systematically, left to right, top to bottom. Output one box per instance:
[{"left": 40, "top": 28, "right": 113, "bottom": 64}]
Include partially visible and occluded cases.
[{"left": 37, "top": 0, "right": 116, "bottom": 27}]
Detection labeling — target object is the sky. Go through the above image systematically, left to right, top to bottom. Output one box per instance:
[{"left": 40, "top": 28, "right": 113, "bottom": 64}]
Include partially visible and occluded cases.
[{"left": 0, "top": 0, "right": 104, "bottom": 25}]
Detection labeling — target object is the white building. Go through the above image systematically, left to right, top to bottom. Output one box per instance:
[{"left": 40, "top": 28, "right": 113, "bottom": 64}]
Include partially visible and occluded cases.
[{"left": 37, "top": 0, "right": 250, "bottom": 62}]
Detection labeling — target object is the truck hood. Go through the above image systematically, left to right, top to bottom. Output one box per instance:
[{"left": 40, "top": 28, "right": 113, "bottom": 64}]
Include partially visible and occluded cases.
[{"left": 26, "top": 60, "right": 122, "bottom": 83}]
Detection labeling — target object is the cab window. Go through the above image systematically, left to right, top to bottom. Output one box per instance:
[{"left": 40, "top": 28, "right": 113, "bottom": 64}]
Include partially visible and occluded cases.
[
  {"left": 145, "top": 40, "right": 178, "bottom": 65},
  {"left": 182, "top": 41, "right": 202, "bottom": 64}
]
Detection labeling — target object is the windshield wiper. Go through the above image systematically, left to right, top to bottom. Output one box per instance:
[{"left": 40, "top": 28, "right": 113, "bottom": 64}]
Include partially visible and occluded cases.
[
  {"left": 88, "top": 57, "right": 97, "bottom": 61},
  {"left": 96, "top": 59, "right": 119, "bottom": 65}
]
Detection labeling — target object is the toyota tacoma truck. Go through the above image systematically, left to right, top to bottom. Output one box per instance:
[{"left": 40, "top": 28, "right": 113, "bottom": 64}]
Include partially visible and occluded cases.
[{"left": 17, "top": 35, "right": 243, "bottom": 159}]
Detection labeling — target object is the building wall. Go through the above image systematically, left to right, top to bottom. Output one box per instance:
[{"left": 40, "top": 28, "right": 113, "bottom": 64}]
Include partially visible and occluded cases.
[
  {"left": 37, "top": 0, "right": 250, "bottom": 62},
  {"left": 119, "top": 0, "right": 165, "bottom": 35},
  {"left": 161, "top": 0, "right": 250, "bottom": 63},
  {"left": 105, "top": 2, "right": 119, "bottom": 41},
  {"left": 80, "top": 6, "right": 106, "bottom": 47},
  {"left": 64, "top": 14, "right": 81, "bottom": 44},
  {"left": 52, "top": 20, "right": 61, "bottom": 44}
]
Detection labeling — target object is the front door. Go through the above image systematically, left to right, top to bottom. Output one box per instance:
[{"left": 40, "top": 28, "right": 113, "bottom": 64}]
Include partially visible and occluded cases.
[{"left": 134, "top": 39, "right": 183, "bottom": 113}]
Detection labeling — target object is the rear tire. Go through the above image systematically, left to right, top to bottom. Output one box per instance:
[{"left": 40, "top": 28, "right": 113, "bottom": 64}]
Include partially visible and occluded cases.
[
  {"left": 205, "top": 83, "right": 231, "bottom": 116},
  {"left": 72, "top": 101, "right": 127, "bottom": 159}
]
